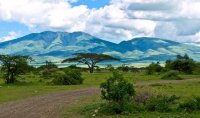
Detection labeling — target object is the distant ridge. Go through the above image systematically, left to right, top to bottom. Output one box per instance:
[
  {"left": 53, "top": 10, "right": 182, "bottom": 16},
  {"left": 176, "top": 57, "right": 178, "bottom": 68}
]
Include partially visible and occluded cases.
[{"left": 0, "top": 31, "right": 200, "bottom": 65}]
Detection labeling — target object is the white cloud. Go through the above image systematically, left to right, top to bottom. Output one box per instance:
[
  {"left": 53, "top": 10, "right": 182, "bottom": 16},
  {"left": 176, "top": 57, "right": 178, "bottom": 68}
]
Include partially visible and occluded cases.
[
  {"left": 0, "top": 0, "right": 200, "bottom": 43},
  {"left": 0, "top": 0, "right": 89, "bottom": 31},
  {"left": 0, "top": 31, "right": 21, "bottom": 42}
]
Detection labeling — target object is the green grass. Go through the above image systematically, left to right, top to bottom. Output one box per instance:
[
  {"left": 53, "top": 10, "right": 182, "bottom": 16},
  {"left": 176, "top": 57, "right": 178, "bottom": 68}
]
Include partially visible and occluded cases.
[
  {"left": 0, "top": 71, "right": 200, "bottom": 104},
  {"left": 1, "top": 71, "right": 200, "bottom": 117},
  {"left": 0, "top": 73, "right": 90, "bottom": 103},
  {"left": 64, "top": 81, "right": 200, "bottom": 118},
  {"left": 145, "top": 82, "right": 200, "bottom": 99}
]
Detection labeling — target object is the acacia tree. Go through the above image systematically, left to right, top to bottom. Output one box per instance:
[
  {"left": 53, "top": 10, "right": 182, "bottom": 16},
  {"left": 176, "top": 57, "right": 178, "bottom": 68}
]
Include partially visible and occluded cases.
[
  {"left": 62, "top": 53, "right": 119, "bottom": 73},
  {"left": 0, "top": 55, "right": 32, "bottom": 84}
]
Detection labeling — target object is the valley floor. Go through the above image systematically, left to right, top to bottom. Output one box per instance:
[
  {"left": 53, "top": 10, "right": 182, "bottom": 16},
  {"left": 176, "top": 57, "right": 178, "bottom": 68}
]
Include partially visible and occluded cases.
[{"left": 1, "top": 78, "right": 200, "bottom": 118}]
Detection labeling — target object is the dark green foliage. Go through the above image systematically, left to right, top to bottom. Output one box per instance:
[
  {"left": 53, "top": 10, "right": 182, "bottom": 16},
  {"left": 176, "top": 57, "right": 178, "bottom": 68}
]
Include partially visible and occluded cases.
[
  {"left": 62, "top": 53, "right": 119, "bottom": 73},
  {"left": 165, "top": 54, "right": 196, "bottom": 74},
  {"left": 0, "top": 55, "right": 32, "bottom": 84},
  {"left": 38, "top": 61, "right": 58, "bottom": 70},
  {"left": 39, "top": 61, "right": 58, "bottom": 79},
  {"left": 146, "top": 62, "right": 163, "bottom": 75},
  {"left": 193, "top": 62, "right": 200, "bottom": 74},
  {"left": 117, "top": 64, "right": 130, "bottom": 72},
  {"left": 41, "top": 68, "right": 59, "bottom": 79},
  {"left": 65, "top": 69, "right": 84, "bottom": 84},
  {"left": 51, "top": 70, "right": 83, "bottom": 85},
  {"left": 51, "top": 71, "right": 70, "bottom": 85},
  {"left": 161, "top": 71, "right": 182, "bottom": 80},
  {"left": 100, "top": 72, "right": 135, "bottom": 114},
  {"left": 145, "top": 95, "right": 179, "bottom": 112},
  {"left": 179, "top": 97, "right": 200, "bottom": 112},
  {"left": 179, "top": 100, "right": 197, "bottom": 112},
  {"left": 101, "top": 102, "right": 135, "bottom": 115}
]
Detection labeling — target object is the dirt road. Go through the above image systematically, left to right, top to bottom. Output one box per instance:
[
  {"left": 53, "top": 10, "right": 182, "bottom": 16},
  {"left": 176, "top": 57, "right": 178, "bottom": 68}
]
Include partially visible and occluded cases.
[
  {"left": 0, "top": 79, "right": 200, "bottom": 118},
  {"left": 0, "top": 87, "right": 99, "bottom": 118}
]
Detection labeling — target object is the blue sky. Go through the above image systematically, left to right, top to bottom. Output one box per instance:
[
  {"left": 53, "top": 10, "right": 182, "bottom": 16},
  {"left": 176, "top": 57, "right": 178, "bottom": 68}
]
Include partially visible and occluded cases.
[
  {"left": 0, "top": 0, "right": 200, "bottom": 43},
  {"left": 0, "top": 0, "right": 110, "bottom": 42},
  {"left": 72, "top": 0, "right": 109, "bottom": 9},
  {"left": 0, "top": 21, "right": 29, "bottom": 37}
]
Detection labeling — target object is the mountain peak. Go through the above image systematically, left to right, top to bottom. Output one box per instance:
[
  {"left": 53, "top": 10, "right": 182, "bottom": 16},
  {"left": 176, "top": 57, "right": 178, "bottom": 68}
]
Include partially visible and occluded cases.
[{"left": 0, "top": 32, "right": 200, "bottom": 64}]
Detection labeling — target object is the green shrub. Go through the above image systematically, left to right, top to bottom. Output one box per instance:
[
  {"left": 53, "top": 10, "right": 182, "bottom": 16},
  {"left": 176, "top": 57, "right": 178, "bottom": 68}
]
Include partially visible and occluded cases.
[
  {"left": 164, "top": 54, "right": 196, "bottom": 74},
  {"left": 146, "top": 62, "right": 163, "bottom": 75},
  {"left": 41, "top": 68, "right": 58, "bottom": 79},
  {"left": 65, "top": 69, "right": 84, "bottom": 84},
  {"left": 51, "top": 70, "right": 83, "bottom": 85},
  {"left": 51, "top": 71, "right": 68, "bottom": 85},
  {"left": 161, "top": 71, "right": 182, "bottom": 80},
  {"left": 100, "top": 72, "right": 135, "bottom": 114},
  {"left": 145, "top": 95, "right": 179, "bottom": 112},
  {"left": 178, "top": 97, "right": 200, "bottom": 112},
  {"left": 195, "top": 97, "right": 200, "bottom": 110},
  {"left": 179, "top": 100, "right": 197, "bottom": 112},
  {"left": 101, "top": 102, "right": 136, "bottom": 115}
]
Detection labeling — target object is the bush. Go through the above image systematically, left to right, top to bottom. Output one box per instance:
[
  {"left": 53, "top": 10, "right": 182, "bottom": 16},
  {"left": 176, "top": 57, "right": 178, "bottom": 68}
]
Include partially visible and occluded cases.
[
  {"left": 164, "top": 54, "right": 196, "bottom": 74},
  {"left": 146, "top": 62, "right": 163, "bottom": 75},
  {"left": 117, "top": 64, "right": 130, "bottom": 72},
  {"left": 41, "top": 68, "right": 59, "bottom": 79},
  {"left": 65, "top": 69, "right": 84, "bottom": 84},
  {"left": 51, "top": 70, "right": 83, "bottom": 85},
  {"left": 51, "top": 71, "right": 68, "bottom": 85},
  {"left": 161, "top": 71, "right": 182, "bottom": 80},
  {"left": 100, "top": 72, "right": 135, "bottom": 114},
  {"left": 145, "top": 95, "right": 179, "bottom": 112},
  {"left": 178, "top": 97, "right": 200, "bottom": 112},
  {"left": 101, "top": 102, "right": 136, "bottom": 115}
]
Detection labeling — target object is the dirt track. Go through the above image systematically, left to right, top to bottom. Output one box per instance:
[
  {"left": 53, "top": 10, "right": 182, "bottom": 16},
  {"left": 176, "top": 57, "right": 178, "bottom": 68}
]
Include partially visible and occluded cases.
[
  {"left": 0, "top": 79, "right": 200, "bottom": 118},
  {"left": 0, "top": 87, "right": 100, "bottom": 118}
]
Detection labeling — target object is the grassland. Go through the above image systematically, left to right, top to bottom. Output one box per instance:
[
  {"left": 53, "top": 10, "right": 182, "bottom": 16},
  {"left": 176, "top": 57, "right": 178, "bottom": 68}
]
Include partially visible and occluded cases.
[
  {"left": 0, "top": 71, "right": 200, "bottom": 104},
  {"left": 1, "top": 71, "right": 200, "bottom": 117},
  {"left": 64, "top": 81, "right": 200, "bottom": 118}
]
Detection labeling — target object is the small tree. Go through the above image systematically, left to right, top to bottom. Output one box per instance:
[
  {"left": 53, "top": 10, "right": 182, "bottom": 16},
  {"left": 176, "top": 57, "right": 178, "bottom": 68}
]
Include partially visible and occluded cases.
[
  {"left": 62, "top": 53, "right": 119, "bottom": 73},
  {"left": 165, "top": 54, "right": 196, "bottom": 74},
  {"left": 0, "top": 55, "right": 32, "bottom": 84},
  {"left": 146, "top": 62, "right": 163, "bottom": 75},
  {"left": 100, "top": 72, "right": 135, "bottom": 114}
]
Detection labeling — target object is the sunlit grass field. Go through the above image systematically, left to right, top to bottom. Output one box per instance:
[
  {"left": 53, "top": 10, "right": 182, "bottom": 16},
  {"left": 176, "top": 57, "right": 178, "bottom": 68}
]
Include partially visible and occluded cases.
[
  {"left": 0, "top": 71, "right": 200, "bottom": 104},
  {"left": 64, "top": 81, "right": 200, "bottom": 118}
]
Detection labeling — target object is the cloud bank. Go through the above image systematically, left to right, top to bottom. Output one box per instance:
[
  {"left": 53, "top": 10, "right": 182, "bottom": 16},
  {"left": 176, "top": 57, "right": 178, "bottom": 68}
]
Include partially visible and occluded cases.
[{"left": 0, "top": 0, "right": 200, "bottom": 43}]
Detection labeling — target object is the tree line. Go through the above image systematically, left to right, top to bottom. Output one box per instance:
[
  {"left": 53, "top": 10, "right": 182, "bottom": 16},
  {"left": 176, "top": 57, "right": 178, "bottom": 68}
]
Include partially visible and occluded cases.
[
  {"left": 0, "top": 53, "right": 199, "bottom": 84},
  {"left": 0, "top": 53, "right": 119, "bottom": 84},
  {"left": 146, "top": 54, "right": 197, "bottom": 74}
]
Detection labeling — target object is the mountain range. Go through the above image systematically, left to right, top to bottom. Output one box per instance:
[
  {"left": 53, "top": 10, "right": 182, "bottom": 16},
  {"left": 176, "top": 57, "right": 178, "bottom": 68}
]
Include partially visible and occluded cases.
[{"left": 0, "top": 31, "right": 200, "bottom": 66}]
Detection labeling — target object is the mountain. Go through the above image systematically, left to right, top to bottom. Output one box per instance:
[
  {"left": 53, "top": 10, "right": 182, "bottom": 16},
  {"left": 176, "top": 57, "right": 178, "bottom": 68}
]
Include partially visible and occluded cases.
[{"left": 0, "top": 31, "right": 200, "bottom": 66}]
